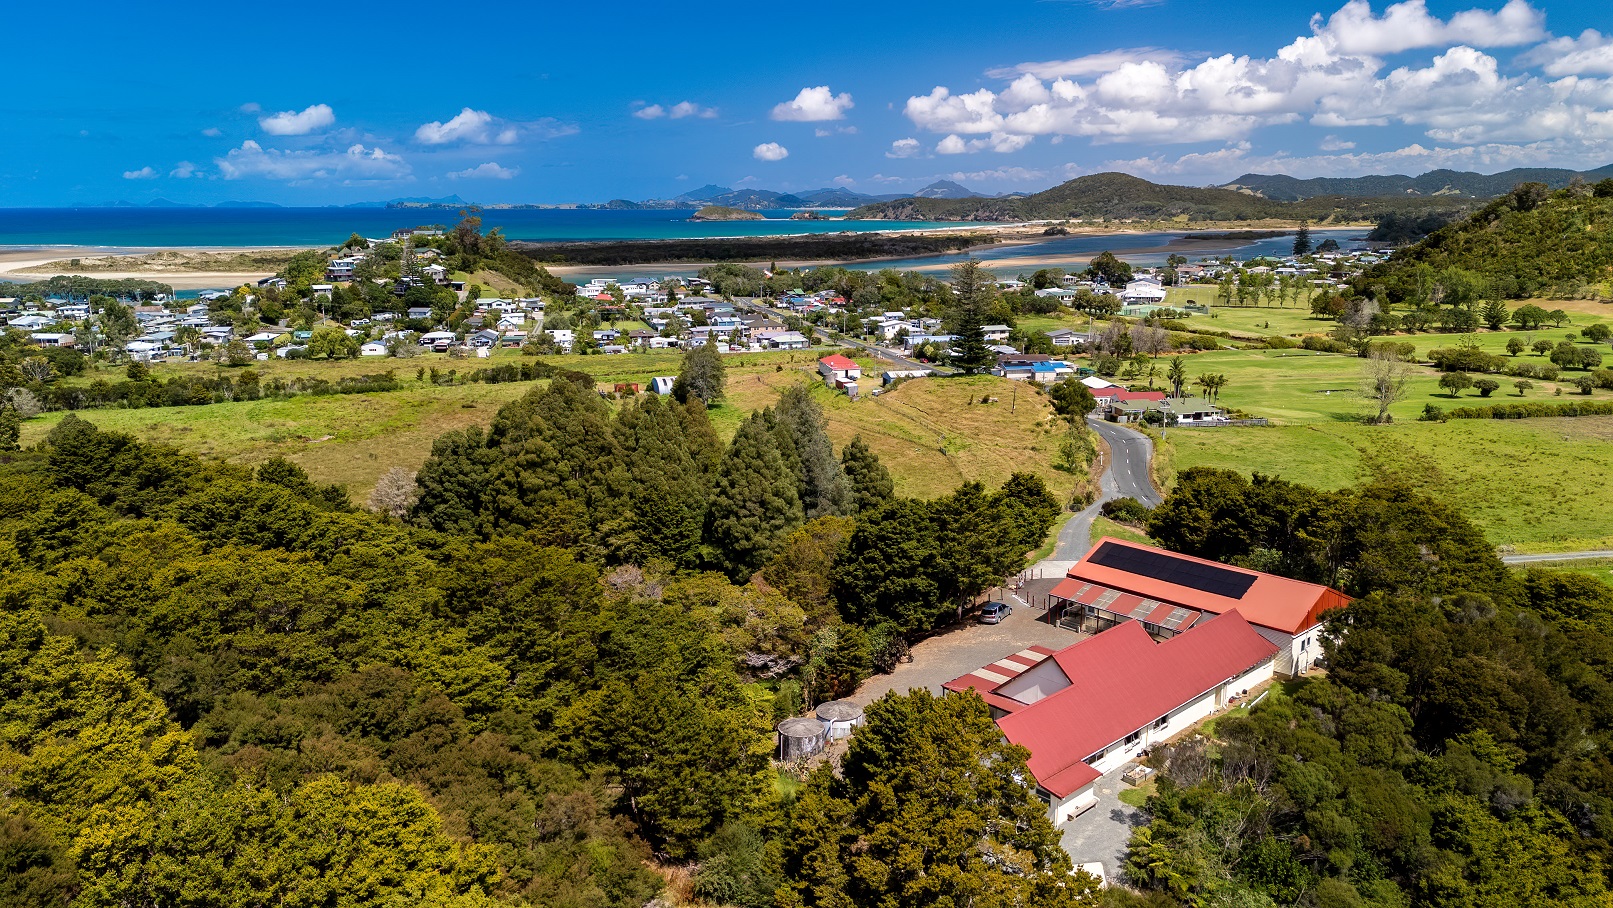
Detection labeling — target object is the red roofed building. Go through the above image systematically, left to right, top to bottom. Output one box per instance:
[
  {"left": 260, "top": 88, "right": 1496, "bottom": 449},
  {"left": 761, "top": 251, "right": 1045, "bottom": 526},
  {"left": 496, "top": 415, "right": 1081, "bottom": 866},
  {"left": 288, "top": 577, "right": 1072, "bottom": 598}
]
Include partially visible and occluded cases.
[
  {"left": 818, "top": 354, "right": 860, "bottom": 383},
  {"left": 1090, "top": 387, "right": 1166, "bottom": 420},
  {"left": 1050, "top": 538, "right": 1349, "bottom": 676},
  {"left": 946, "top": 611, "right": 1279, "bottom": 823}
]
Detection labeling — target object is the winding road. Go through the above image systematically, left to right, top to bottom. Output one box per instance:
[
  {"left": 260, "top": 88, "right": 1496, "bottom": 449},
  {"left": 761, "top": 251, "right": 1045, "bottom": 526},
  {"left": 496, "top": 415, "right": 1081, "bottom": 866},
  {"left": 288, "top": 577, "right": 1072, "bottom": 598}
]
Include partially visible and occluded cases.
[{"left": 1032, "top": 418, "right": 1161, "bottom": 573}]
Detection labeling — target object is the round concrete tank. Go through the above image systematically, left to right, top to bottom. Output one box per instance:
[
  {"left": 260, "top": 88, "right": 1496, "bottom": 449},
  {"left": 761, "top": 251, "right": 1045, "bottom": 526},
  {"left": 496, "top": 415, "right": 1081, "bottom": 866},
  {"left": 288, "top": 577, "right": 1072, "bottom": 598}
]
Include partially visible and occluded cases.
[
  {"left": 816, "top": 699, "right": 865, "bottom": 741},
  {"left": 776, "top": 716, "right": 827, "bottom": 761}
]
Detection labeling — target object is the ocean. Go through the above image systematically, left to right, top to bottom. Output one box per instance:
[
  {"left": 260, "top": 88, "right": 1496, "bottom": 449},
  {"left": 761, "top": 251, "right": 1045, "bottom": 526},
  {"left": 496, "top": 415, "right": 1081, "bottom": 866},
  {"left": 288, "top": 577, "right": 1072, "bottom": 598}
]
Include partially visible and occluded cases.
[{"left": 0, "top": 207, "right": 970, "bottom": 248}]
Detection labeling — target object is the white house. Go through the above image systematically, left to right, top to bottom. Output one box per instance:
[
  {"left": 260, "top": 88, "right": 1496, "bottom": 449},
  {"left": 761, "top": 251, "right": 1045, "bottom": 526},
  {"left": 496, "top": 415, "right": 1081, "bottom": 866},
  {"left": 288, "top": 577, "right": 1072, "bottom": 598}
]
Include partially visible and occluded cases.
[
  {"left": 1119, "top": 279, "right": 1168, "bottom": 305},
  {"left": 981, "top": 324, "right": 1012, "bottom": 344},
  {"left": 359, "top": 341, "right": 389, "bottom": 357},
  {"left": 818, "top": 354, "right": 860, "bottom": 384}
]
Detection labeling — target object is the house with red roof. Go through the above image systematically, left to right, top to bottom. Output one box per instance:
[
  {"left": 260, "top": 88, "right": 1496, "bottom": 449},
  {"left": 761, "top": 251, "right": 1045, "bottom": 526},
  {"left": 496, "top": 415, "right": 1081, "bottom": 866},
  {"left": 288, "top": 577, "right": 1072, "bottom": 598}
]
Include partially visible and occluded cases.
[
  {"left": 818, "top": 354, "right": 860, "bottom": 383},
  {"left": 1089, "top": 387, "right": 1166, "bottom": 421},
  {"left": 1051, "top": 538, "right": 1348, "bottom": 676},
  {"left": 946, "top": 610, "right": 1279, "bottom": 824}
]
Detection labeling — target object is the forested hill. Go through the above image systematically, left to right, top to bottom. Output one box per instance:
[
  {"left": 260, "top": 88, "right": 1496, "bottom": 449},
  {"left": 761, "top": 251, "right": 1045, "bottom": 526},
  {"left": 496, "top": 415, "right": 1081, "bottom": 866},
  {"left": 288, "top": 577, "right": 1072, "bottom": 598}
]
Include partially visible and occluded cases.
[
  {"left": 1221, "top": 163, "right": 1613, "bottom": 201},
  {"left": 846, "top": 172, "right": 1470, "bottom": 223},
  {"left": 1364, "top": 179, "right": 1613, "bottom": 299}
]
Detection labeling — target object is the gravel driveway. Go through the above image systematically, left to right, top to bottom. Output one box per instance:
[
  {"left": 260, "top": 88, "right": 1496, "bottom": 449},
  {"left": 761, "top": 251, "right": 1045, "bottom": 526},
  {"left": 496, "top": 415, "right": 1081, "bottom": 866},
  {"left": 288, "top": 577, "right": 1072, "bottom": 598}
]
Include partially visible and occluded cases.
[{"left": 850, "top": 596, "right": 1083, "bottom": 705}]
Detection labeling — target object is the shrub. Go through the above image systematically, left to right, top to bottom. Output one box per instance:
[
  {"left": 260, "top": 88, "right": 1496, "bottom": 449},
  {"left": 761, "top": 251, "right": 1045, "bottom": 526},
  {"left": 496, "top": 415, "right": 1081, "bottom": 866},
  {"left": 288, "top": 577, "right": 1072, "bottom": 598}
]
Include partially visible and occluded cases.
[
  {"left": 1263, "top": 335, "right": 1299, "bottom": 349},
  {"left": 1300, "top": 335, "right": 1352, "bottom": 354},
  {"left": 1362, "top": 340, "right": 1417, "bottom": 361},
  {"left": 1429, "top": 346, "right": 1505, "bottom": 373},
  {"left": 1577, "top": 375, "right": 1596, "bottom": 394},
  {"left": 1474, "top": 378, "right": 1500, "bottom": 397},
  {"left": 1445, "top": 400, "right": 1613, "bottom": 419},
  {"left": 1421, "top": 403, "right": 1447, "bottom": 422},
  {"left": 1100, "top": 497, "right": 1152, "bottom": 524}
]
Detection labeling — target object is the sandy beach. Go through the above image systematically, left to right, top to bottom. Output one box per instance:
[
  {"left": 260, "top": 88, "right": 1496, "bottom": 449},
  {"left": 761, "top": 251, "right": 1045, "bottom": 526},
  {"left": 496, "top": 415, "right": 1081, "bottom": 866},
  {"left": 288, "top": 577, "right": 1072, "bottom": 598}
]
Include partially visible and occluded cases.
[
  {"left": 0, "top": 221, "right": 1362, "bottom": 290},
  {"left": 0, "top": 247, "right": 292, "bottom": 291}
]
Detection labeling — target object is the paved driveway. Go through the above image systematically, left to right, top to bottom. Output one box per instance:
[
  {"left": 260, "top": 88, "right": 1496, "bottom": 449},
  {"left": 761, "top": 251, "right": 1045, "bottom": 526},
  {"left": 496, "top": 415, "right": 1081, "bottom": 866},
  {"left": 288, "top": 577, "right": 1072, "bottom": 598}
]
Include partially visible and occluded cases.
[
  {"left": 850, "top": 599, "right": 1082, "bottom": 705},
  {"left": 1058, "top": 766, "right": 1146, "bottom": 884}
]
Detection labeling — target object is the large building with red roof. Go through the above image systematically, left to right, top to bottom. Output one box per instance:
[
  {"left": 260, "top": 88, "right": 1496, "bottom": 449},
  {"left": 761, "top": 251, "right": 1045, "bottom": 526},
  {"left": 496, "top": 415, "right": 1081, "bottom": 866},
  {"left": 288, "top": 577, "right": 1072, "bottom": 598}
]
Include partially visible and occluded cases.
[
  {"left": 1050, "top": 538, "right": 1349, "bottom": 676},
  {"left": 946, "top": 610, "right": 1280, "bottom": 824}
]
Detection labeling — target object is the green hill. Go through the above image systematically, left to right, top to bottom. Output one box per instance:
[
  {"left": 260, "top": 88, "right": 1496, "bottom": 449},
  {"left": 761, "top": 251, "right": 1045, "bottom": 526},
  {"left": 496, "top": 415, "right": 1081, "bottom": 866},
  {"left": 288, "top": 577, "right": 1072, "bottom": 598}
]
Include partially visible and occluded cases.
[
  {"left": 1222, "top": 164, "right": 1613, "bottom": 201},
  {"left": 847, "top": 172, "right": 1471, "bottom": 223},
  {"left": 1365, "top": 181, "right": 1613, "bottom": 298},
  {"left": 691, "top": 205, "right": 765, "bottom": 221}
]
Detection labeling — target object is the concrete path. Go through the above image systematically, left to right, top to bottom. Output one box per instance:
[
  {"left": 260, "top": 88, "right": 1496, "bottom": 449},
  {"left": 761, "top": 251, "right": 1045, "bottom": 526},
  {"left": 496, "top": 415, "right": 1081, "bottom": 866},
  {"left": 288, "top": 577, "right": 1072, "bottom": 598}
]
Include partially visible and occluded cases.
[
  {"left": 1502, "top": 550, "right": 1613, "bottom": 564},
  {"left": 1058, "top": 765, "right": 1146, "bottom": 884}
]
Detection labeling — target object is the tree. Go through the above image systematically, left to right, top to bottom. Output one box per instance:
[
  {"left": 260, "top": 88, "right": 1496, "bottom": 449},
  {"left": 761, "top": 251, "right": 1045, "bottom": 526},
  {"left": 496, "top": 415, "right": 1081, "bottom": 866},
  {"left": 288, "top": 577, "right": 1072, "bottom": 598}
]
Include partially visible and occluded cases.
[
  {"left": 1292, "top": 222, "right": 1312, "bottom": 256},
  {"left": 1085, "top": 251, "right": 1134, "bottom": 286},
  {"left": 948, "top": 260, "right": 995, "bottom": 373},
  {"left": 1481, "top": 299, "right": 1510, "bottom": 330},
  {"left": 1584, "top": 323, "right": 1613, "bottom": 344},
  {"left": 309, "top": 326, "right": 360, "bottom": 359},
  {"left": 1506, "top": 336, "right": 1526, "bottom": 356},
  {"left": 1532, "top": 338, "right": 1555, "bottom": 356},
  {"left": 674, "top": 341, "right": 727, "bottom": 404},
  {"left": 1361, "top": 348, "right": 1411, "bottom": 424},
  {"left": 1168, "top": 356, "right": 1188, "bottom": 398},
  {"left": 19, "top": 358, "right": 57, "bottom": 385},
  {"left": 1439, "top": 371, "right": 1474, "bottom": 397},
  {"left": 1048, "top": 376, "right": 1098, "bottom": 423},
  {"left": 1473, "top": 377, "right": 1500, "bottom": 397},
  {"left": 1515, "top": 379, "right": 1533, "bottom": 396},
  {"left": 774, "top": 384, "right": 851, "bottom": 519},
  {"left": 0, "top": 407, "right": 19, "bottom": 452},
  {"left": 705, "top": 411, "right": 804, "bottom": 580},
  {"left": 839, "top": 435, "right": 894, "bottom": 514},
  {"left": 368, "top": 467, "right": 417, "bottom": 518},
  {"left": 781, "top": 690, "right": 1089, "bottom": 908}
]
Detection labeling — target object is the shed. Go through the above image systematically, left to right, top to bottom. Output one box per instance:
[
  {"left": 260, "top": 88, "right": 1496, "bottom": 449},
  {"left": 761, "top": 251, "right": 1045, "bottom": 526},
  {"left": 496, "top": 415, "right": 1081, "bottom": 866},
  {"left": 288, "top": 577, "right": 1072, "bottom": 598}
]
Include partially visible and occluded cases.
[
  {"left": 816, "top": 700, "right": 865, "bottom": 741},
  {"left": 776, "top": 717, "right": 827, "bottom": 761}
]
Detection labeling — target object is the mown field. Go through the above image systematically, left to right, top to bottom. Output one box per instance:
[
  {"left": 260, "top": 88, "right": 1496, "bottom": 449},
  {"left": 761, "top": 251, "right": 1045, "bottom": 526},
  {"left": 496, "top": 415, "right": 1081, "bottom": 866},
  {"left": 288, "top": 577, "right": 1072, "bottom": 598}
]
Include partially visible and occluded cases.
[{"left": 24, "top": 347, "right": 1075, "bottom": 505}]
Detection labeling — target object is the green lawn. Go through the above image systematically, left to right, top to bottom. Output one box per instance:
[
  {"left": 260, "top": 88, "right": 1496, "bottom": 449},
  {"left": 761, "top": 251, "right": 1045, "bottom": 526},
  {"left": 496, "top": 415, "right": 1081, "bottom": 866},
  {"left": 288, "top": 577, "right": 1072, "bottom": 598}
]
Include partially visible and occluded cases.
[
  {"left": 1163, "top": 417, "right": 1613, "bottom": 551},
  {"left": 1090, "top": 515, "right": 1153, "bottom": 546},
  {"left": 1518, "top": 559, "right": 1613, "bottom": 588}
]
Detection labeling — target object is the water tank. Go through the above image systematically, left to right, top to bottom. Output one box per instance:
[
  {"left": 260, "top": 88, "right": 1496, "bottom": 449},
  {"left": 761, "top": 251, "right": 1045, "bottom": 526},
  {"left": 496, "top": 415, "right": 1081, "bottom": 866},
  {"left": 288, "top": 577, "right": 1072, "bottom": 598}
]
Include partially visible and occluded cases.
[
  {"left": 816, "top": 700, "right": 865, "bottom": 741},
  {"left": 776, "top": 716, "right": 827, "bottom": 761}
]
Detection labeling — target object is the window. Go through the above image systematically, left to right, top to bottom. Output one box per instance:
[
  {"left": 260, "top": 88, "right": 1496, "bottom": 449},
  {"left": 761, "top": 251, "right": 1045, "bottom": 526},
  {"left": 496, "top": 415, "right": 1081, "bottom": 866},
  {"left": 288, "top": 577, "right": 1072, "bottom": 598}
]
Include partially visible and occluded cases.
[
  {"left": 1153, "top": 715, "right": 1169, "bottom": 731},
  {"left": 1124, "top": 730, "right": 1142, "bottom": 747},
  {"left": 1085, "top": 749, "right": 1105, "bottom": 764}
]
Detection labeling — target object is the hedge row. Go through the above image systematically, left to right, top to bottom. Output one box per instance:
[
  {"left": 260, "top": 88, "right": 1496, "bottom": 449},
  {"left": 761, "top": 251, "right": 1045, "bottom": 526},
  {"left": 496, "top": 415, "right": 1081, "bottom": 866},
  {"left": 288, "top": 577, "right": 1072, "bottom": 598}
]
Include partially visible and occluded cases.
[{"left": 1442, "top": 400, "right": 1613, "bottom": 419}]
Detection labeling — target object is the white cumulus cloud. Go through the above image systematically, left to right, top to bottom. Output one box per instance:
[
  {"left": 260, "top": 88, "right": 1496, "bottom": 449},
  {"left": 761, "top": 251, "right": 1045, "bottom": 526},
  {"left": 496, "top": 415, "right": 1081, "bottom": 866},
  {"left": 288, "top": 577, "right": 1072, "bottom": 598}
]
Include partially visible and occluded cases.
[
  {"left": 896, "top": 0, "right": 1613, "bottom": 153},
  {"left": 771, "top": 86, "right": 854, "bottom": 121},
  {"left": 669, "top": 100, "right": 717, "bottom": 119},
  {"left": 259, "top": 104, "right": 335, "bottom": 136},
  {"left": 415, "top": 108, "right": 518, "bottom": 145},
  {"left": 887, "top": 138, "right": 922, "bottom": 158},
  {"left": 216, "top": 140, "right": 410, "bottom": 182},
  {"left": 753, "top": 142, "right": 789, "bottom": 161},
  {"left": 170, "top": 161, "right": 197, "bottom": 179},
  {"left": 449, "top": 162, "right": 519, "bottom": 180},
  {"left": 122, "top": 166, "right": 157, "bottom": 180}
]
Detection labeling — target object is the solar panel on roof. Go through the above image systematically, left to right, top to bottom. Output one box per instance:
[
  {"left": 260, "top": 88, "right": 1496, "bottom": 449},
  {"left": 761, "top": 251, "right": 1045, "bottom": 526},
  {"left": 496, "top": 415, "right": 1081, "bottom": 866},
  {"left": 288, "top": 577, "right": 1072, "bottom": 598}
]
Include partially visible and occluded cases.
[{"left": 1089, "top": 542, "right": 1258, "bottom": 600}]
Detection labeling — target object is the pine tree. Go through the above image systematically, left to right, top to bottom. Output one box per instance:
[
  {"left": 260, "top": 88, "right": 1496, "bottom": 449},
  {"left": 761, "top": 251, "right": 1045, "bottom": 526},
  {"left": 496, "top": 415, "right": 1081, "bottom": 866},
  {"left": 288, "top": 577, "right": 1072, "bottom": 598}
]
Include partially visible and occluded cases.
[
  {"left": 1293, "top": 221, "right": 1313, "bottom": 256},
  {"left": 948, "top": 260, "right": 995, "bottom": 373},
  {"left": 774, "top": 384, "right": 851, "bottom": 518},
  {"left": 612, "top": 395, "right": 709, "bottom": 568},
  {"left": 0, "top": 406, "right": 21, "bottom": 452},
  {"left": 705, "top": 412, "right": 804, "bottom": 580},
  {"left": 840, "top": 435, "right": 894, "bottom": 514}
]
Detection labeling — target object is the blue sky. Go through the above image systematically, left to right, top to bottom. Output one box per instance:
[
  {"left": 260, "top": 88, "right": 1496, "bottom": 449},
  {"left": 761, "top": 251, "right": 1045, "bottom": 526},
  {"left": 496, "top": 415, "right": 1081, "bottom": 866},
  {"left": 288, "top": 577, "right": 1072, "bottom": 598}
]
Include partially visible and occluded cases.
[{"left": 4, "top": 0, "right": 1611, "bottom": 205}]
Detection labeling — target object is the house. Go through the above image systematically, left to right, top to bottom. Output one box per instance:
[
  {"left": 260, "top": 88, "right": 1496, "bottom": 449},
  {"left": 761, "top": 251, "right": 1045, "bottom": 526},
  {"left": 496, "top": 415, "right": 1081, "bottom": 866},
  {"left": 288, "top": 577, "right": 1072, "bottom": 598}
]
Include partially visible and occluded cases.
[
  {"left": 326, "top": 256, "right": 363, "bottom": 281},
  {"left": 422, "top": 263, "right": 448, "bottom": 285},
  {"left": 257, "top": 277, "right": 287, "bottom": 289},
  {"left": 1119, "top": 278, "right": 1168, "bottom": 305},
  {"left": 406, "top": 307, "right": 434, "bottom": 321},
  {"left": 8, "top": 314, "right": 52, "bottom": 331},
  {"left": 981, "top": 324, "right": 1012, "bottom": 344},
  {"left": 1046, "top": 328, "right": 1089, "bottom": 347},
  {"left": 469, "top": 329, "right": 500, "bottom": 348},
  {"left": 418, "top": 330, "right": 457, "bottom": 350},
  {"left": 244, "top": 331, "right": 286, "bottom": 346},
  {"left": 764, "top": 331, "right": 810, "bottom": 350},
  {"left": 124, "top": 340, "right": 166, "bottom": 361},
  {"left": 359, "top": 341, "right": 389, "bottom": 357},
  {"left": 818, "top": 354, "right": 860, "bottom": 384},
  {"left": 993, "top": 360, "right": 1076, "bottom": 383},
  {"left": 881, "top": 369, "right": 932, "bottom": 386},
  {"left": 649, "top": 376, "right": 676, "bottom": 395},
  {"left": 1090, "top": 387, "right": 1166, "bottom": 419},
  {"left": 1159, "top": 396, "right": 1228, "bottom": 424},
  {"left": 1048, "top": 537, "right": 1348, "bottom": 676},
  {"left": 945, "top": 608, "right": 1281, "bottom": 824}
]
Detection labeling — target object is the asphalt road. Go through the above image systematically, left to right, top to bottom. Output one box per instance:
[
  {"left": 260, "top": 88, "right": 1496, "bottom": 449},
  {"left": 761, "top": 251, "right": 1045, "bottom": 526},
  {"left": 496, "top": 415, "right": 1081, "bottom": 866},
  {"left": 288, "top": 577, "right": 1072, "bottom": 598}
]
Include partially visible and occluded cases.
[
  {"left": 1035, "top": 418, "right": 1162, "bottom": 568},
  {"left": 1502, "top": 550, "right": 1613, "bottom": 564}
]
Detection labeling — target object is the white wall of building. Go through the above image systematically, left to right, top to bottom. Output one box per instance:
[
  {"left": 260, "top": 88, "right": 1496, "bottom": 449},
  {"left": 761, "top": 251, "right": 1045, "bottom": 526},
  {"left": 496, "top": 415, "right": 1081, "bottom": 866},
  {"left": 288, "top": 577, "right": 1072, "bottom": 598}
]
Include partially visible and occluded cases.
[
  {"left": 1252, "top": 623, "right": 1320, "bottom": 676},
  {"left": 1041, "top": 655, "right": 1276, "bottom": 826}
]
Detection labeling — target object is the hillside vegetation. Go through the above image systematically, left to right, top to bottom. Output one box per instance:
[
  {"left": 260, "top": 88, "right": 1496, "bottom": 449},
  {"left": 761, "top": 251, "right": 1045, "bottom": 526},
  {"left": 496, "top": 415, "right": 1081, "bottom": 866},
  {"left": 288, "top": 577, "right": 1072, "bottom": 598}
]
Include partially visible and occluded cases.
[
  {"left": 1221, "top": 163, "right": 1613, "bottom": 200},
  {"left": 847, "top": 172, "right": 1474, "bottom": 223},
  {"left": 1365, "top": 180, "right": 1613, "bottom": 298}
]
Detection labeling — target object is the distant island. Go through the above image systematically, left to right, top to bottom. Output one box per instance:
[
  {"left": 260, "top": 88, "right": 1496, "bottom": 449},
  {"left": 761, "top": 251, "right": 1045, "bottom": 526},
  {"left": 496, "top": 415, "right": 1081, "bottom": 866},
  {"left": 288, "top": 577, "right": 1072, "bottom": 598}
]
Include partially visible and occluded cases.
[{"left": 691, "top": 205, "right": 765, "bottom": 222}]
